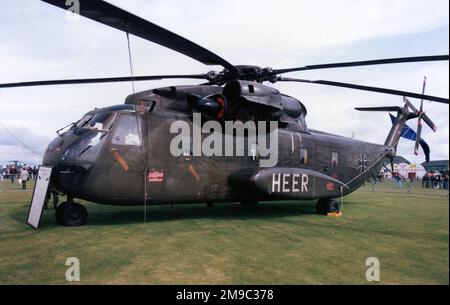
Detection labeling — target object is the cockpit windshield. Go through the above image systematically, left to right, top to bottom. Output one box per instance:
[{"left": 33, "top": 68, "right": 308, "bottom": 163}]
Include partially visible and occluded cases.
[
  {"left": 74, "top": 112, "right": 117, "bottom": 131},
  {"left": 74, "top": 114, "right": 93, "bottom": 129}
]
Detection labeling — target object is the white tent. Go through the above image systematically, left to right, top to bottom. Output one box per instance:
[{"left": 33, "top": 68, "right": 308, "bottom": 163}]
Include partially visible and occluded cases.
[{"left": 381, "top": 163, "right": 427, "bottom": 180}]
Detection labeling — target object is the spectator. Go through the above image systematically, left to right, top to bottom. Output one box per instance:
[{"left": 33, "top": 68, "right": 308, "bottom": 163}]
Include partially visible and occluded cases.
[
  {"left": 9, "top": 165, "right": 18, "bottom": 184},
  {"left": 25, "top": 165, "right": 31, "bottom": 180},
  {"left": 32, "top": 166, "right": 38, "bottom": 180},
  {"left": 20, "top": 167, "right": 28, "bottom": 190},
  {"left": 430, "top": 175, "right": 436, "bottom": 189},
  {"left": 436, "top": 175, "right": 442, "bottom": 189},
  {"left": 443, "top": 175, "right": 449, "bottom": 190}
]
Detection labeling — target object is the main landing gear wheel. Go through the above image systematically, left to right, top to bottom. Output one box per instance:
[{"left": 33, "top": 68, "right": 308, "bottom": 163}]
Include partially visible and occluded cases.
[
  {"left": 316, "top": 198, "right": 341, "bottom": 215},
  {"left": 55, "top": 202, "right": 88, "bottom": 226}
]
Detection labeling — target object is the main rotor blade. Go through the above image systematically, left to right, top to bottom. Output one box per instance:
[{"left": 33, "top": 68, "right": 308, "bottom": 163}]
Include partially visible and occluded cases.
[
  {"left": 41, "top": 0, "right": 238, "bottom": 75},
  {"left": 273, "top": 55, "right": 449, "bottom": 75},
  {"left": 0, "top": 74, "right": 208, "bottom": 88},
  {"left": 278, "top": 77, "right": 449, "bottom": 104},
  {"left": 355, "top": 106, "right": 403, "bottom": 112}
]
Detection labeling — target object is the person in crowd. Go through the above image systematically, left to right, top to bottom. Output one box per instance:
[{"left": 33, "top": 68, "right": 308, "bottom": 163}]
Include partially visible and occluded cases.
[
  {"left": 23, "top": 164, "right": 30, "bottom": 181},
  {"left": 0, "top": 165, "right": 3, "bottom": 182},
  {"left": 9, "top": 165, "right": 18, "bottom": 184},
  {"left": 25, "top": 165, "right": 32, "bottom": 180},
  {"left": 32, "top": 166, "right": 38, "bottom": 180},
  {"left": 20, "top": 167, "right": 29, "bottom": 190},
  {"left": 422, "top": 174, "right": 426, "bottom": 188},
  {"left": 395, "top": 175, "right": 403, "bottom": 188},
  {"left": 430, "top": 175, "right": 436, "bottom": 189},
  {"left": 436, "top": 175, "right": 442, "bottom": 189},
  {"left": 443, "top": 175, "right": 449, "bottom": 190},
  {"left": 44, "top": 191, "right": 59, "bottom": 210}
]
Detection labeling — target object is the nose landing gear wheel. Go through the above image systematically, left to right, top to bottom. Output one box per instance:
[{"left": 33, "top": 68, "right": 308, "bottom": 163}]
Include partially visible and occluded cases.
[
  {"left": 316, "top": 198, "right": 341, "bottom": 215},
  {"left": 55, "top": 202, "right": 88, "bottom": 226},
  {"left": 55, "top": 202, "right": 68, "bottom": 225}
]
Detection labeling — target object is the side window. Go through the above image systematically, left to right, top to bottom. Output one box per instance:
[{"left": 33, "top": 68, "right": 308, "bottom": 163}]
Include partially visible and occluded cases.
[
  {"left": 112, "top": 115, "right": 142, "bottom": 146},
  {"left": 298, "top": 115, "right": 307, "bottom": 130},
  {"left": 300, "top": 148, "right": 308, "bottom": 165},
  {"left": 332, "top": 151, "right": 339, "bottom": 167}
]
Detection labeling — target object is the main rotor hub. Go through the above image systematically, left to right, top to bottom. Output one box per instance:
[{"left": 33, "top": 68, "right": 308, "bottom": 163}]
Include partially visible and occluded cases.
[{"left": 207, "top": 65, "right": 277, "bottom": 85}]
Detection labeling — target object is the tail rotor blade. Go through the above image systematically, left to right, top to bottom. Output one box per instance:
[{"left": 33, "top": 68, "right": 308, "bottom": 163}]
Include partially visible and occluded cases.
[
  {"left": 417, "top": 76, "right": 437, "bottom": 132},
  {"left": 420, "top": 76, "right": 427, "bottom": 111},
  {"left": 404, "top": 97, "right": 437, "bottom": 132},
  {"left": 421, "top": 113, "right": 437, "bottom": 132},
  {"left": 414, "top": 123, "right": 422, "bottom": 155}
]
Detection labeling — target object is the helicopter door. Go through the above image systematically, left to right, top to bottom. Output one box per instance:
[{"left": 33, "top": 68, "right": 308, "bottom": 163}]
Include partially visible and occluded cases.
[
  {"left": 102, "top": 113, "right": 145, "bottom": 202},
  {"left": 144, "top": 113, "right": 170, "bottom": 203},
  {"left": 145, "top": 113, "right": 205, "bottom": 203}
]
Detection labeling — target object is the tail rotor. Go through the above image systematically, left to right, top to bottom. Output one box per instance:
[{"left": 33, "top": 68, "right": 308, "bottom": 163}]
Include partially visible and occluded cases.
[
  {"left": 402, "top": 76, "right": 437, "bottom": 158},
  {"left": 356, "top": 77, "right": 438, "bottom": 162}
]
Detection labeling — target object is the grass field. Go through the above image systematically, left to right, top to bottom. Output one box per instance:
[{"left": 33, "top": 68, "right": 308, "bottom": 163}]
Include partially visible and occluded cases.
[{"left": 0, "top": 182, "right": 448, "bottom": 284}]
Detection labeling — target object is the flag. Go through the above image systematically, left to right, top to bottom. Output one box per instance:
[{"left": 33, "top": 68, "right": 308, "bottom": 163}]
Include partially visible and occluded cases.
[{"left": 389, "top": 114, "right": 430, "bottom": 162}]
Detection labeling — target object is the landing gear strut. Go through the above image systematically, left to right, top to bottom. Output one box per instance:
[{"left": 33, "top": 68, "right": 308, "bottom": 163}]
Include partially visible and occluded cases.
[
  {"left": 316, "top": 198, "right": 341, "bottom": 215},
  {"left": 55, "top": 199, "right": 88, "bottom": 226}
]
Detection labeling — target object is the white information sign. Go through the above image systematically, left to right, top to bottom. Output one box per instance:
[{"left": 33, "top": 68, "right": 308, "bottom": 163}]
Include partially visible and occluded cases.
[{"left": 27, "top": 166, "right": 53, "bottom": 229}]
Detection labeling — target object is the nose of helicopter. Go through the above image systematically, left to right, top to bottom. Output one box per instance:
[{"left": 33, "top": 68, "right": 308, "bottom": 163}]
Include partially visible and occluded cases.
[{"left": 43, "top": 129, "right": 107, "bottom": 194}]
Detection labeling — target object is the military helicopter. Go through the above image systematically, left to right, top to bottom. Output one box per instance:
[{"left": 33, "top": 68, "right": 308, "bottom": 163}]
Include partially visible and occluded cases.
[{"left": 1, "top": 0, "right": 448, "bottom": 226}]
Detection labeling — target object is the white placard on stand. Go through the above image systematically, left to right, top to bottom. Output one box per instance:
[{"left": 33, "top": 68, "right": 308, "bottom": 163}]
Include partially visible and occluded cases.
[{"left": 27, "top": 166, "right": 53, "bottom": 229}]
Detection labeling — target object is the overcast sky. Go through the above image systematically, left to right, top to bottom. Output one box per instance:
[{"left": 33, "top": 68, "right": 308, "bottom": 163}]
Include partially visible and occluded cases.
[{"left": 0, "top": 0, "right": 448, "bottom": 166}]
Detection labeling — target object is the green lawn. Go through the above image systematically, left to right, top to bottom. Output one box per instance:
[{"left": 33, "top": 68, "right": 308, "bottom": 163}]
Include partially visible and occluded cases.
[{"left": 0, "top": 183, "right": 448, "bottom": 284}]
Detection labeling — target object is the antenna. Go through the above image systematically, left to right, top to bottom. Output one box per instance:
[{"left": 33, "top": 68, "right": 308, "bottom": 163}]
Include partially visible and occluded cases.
[{"left": 125, "top": 24, "right": 136, "bottom": 94}]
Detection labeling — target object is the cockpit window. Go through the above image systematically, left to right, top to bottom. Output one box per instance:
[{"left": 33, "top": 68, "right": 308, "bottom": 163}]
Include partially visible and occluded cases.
[
  {"left": 73, "top": 112, "right": 117, "bottom": 131},
  {"left": 87, "top": 112, "right": 117, "bottom": 131},
  {"left": 74, "top": 114, "right": 93, "bottom": 129},
  {"left": 112, "top": 115, "right": 142, "bottom": 146}
]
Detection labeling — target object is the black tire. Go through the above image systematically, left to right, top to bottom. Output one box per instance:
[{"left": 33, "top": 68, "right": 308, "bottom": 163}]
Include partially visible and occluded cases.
[
  {"left": 316, "top": 199, "right": 340, "bottom": 215},
  {"left": 328, "top": 200, "right": 341, "bottom": 213},
  {"left": 55, "top": 202, "right": 69, "bottom": 225},
  {"left": 60, "top": 203, "right": 88, "bottom": 227}
]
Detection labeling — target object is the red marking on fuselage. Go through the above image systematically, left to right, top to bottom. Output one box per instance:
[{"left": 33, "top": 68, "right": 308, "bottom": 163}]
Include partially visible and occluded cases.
[
  {"left": 111, "top": 149, "right": 129, "bottom": 171},
  {"left": 148, "top": 169, "right": 164, "bottom": 182},
  {"left": 326, "top": 182, "right": 335, "bottom": 191}
]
